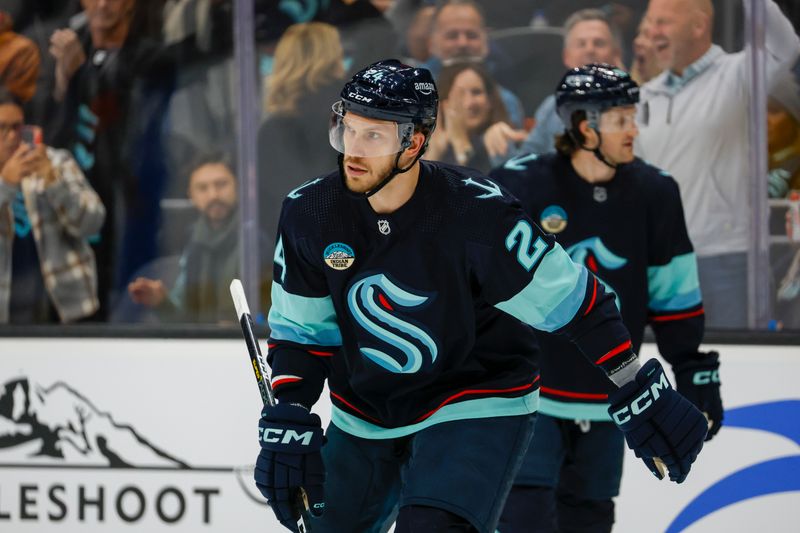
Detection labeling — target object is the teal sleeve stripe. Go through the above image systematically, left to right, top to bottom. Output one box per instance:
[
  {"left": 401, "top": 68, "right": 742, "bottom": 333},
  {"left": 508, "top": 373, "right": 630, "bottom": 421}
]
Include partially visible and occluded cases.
[
  {"left": 495, "top": 245, "right": 588, "bottom": 332},
  {"left": 648, "top": 253, "right": 702, "bottom": 311},
  {"left": 268, "top": 282, "right": 342, "bottom": 346},
  {"left": 331, "top": 389, "right": 539, "bottom": 439},
  {"left": 539, "top": 398, "right": 612, "bottom": 421}
]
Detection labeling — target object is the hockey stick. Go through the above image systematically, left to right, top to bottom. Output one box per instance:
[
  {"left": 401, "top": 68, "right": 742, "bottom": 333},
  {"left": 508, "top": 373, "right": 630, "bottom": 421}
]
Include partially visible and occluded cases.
[{"left": 230, "top": 279, "right": 312, "bottom": 533}]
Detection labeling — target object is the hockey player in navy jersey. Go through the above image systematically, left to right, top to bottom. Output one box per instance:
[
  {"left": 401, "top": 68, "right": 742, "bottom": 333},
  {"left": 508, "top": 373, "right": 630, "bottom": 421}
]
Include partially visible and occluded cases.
[
  {"left": 254, "top": 59, "right": 709, "bottom": 533},
  {"left": 491, "top": 64, "right": 724, "bottom": 533}
]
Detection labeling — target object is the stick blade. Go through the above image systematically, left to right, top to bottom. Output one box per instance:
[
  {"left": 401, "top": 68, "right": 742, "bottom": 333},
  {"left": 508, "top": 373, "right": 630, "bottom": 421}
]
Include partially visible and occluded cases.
[{"left": 230, "top": 279, "right": 250, "bottom": 319}]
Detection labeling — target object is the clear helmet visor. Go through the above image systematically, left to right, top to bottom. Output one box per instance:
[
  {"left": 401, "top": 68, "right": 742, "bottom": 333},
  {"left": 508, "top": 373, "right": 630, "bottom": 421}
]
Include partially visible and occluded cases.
[
  {"left": 329, "top": 101, "right": 415, "bottom": 157},
  {"left": 597, "top": 106, "right": 638, "bottom": 133}
]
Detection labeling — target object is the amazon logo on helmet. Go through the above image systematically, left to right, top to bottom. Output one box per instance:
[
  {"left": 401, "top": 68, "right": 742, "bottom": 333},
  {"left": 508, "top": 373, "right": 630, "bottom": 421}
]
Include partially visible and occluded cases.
[
  {"left": 339, "top": 59, "right": 438, "bottom": 128},
  {"left": 555, "top": 63, "right": 640, "bottom": 128}
]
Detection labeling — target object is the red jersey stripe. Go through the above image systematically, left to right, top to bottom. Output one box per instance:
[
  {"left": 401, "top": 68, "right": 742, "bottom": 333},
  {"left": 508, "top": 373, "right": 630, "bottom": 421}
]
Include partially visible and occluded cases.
[
  {"left": 583, "top": 276, "right": 598, "bottom": 316},
  {"left": 650, "top": 308, "right": 705, "bottom": 322},
  {"left": 595, "top": 340, "right": 633, "bottom": 365},
  {"left": 308, "top": 350, "right": 335, "bottom": 356},
  {"left": 414, "top": 375, "right": 541, "bottom": 423},
  {"left": 540, "top": 386, "right": 608, "bottom": 400},
  {"left": 330, "top": 392, "right": 381, "bottom": 423}
]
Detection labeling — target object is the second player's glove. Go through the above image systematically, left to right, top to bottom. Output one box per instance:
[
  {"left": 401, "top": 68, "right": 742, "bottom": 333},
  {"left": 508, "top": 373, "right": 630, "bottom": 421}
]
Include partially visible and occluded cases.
[
  {"left": 673, "top": 351, "right": 723, "bottom": 440},
  {"left": 609, "top": 358, "right": 708, "bottom": 483},
  {"left": 255, "top": 403, "right": 326, "bottom": 532}
]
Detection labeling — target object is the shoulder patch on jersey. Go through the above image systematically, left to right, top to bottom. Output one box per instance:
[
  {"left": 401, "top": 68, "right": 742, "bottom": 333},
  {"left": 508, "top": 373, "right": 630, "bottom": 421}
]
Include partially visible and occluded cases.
[
  {"left": 503, "top": 153, "right": 539, "bottom": 171},
  {"left": 540, "top": 205, "right": 568, "bottom": 233},
  {"left": 324, "top": 242, "right": 355, "bottom": 270}
]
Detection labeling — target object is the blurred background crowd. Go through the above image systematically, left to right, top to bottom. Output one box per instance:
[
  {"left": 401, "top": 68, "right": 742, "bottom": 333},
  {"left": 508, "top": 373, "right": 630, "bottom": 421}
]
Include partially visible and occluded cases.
[{"left": 0, "top": 0, "right": 798, "bottom": 330}]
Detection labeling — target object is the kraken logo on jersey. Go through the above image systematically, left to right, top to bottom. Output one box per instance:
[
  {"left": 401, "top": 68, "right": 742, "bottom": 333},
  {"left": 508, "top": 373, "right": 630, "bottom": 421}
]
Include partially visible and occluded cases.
[
  {"left": 566, "top": 237, "right": 627, "bottom": 309},
  {"left": 347, "top": 273, "right": 438, "bottom": 374}
]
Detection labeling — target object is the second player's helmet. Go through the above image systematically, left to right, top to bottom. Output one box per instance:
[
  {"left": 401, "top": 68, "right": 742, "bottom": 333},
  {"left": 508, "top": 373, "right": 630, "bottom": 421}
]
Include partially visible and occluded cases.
[
  {"left": 330, "top": 59, "right": 438, "bottom": 157},
  {"left": 555, "top": 63, "right": 639, "bottom": 129}
]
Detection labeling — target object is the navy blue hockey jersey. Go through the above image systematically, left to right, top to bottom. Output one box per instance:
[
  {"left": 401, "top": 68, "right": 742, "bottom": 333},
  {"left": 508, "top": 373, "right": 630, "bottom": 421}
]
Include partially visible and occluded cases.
[
  {"left": 491, "top": 153, "right": 704, "bottom": 421},
  {"left": 267, "top": 160, "right": 635, "bottom": 439}
]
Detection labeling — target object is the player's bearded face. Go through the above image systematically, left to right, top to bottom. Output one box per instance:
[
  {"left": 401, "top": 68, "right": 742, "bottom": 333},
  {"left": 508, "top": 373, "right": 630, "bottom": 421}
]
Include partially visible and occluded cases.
[{"left": 343, "top": 153, "right": 397, "bottom": 193}]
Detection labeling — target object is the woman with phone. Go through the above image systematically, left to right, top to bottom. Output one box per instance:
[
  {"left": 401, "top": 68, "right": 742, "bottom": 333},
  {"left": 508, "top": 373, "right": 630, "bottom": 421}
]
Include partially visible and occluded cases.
[{"left": 0, "top": 88, "right": 106, "bottom": 323}]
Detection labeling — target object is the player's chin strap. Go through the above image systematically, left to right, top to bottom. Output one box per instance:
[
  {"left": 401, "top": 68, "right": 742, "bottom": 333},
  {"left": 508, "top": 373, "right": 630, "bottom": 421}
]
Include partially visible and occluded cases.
[{"left": 339, "top": 136, "right": 430, "bottom": 200}]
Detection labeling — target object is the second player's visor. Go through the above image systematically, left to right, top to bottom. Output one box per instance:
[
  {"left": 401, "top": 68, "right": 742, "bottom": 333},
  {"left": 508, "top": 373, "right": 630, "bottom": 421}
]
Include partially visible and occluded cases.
[
  {"left": 329, "top": 101, "right": 415, "bottom": 157},
  {"left": 597, "top": 106, "right": 638, "bottom": 133}
]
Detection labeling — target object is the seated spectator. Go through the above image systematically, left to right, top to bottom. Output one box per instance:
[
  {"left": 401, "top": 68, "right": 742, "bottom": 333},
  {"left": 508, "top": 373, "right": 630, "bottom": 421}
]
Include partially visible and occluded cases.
[
  {"left": 320, "top": 0, "right": 399, "bottom": 75},
  {"left": 422, "top": 0, "right": 526, "bottom": 128},
  {"left": 402, "top": 4, "right": 436, "bottom": 66},
  {"left": 491, "top": 8, "right": 623, "bottom": 161},
  {"left": 0, "top": 10, "right": 41, "bottom": 103},
  {"left": 258, "top": 22, "right": 345, "bottom": 249},
  {"left": 424, "top": 61, "right": 510, "bottom": 173},
  {"left": 0, "top": 88, "right": 105, "bottom": 324},
  {"left": 127, "top": 154, "right": 269, "bottom": 324}
]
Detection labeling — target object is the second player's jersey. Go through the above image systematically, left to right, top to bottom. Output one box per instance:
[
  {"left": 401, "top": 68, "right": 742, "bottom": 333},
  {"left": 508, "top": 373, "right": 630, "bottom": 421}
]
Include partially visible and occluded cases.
[
  {"left": 491, "top": 152, "right": 704, "bottom": 421},
  {"left": 267, "top": 161, "right": 634, "bottom": 439}
]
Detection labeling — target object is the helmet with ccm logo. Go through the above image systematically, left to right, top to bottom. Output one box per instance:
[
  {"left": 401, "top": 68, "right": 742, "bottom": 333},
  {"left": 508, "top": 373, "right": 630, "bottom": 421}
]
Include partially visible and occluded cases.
[
  {"left": 340, "top": 59, "right": 438, "bottom": 129},
  {"left": 555, "top": 63, "right": 639, "bottom": 128}
]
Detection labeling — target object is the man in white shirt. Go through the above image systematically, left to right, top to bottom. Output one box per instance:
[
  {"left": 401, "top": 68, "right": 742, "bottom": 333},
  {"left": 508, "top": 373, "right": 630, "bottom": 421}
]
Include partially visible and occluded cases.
[{"left": 635, "top": 0, "right": 800, "bottom": 328}]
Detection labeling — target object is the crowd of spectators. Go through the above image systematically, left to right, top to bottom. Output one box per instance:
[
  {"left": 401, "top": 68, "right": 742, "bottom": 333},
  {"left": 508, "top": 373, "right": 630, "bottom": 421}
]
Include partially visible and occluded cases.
[{"left": 0, "top": 0, "right": 798, "bottom": 328}]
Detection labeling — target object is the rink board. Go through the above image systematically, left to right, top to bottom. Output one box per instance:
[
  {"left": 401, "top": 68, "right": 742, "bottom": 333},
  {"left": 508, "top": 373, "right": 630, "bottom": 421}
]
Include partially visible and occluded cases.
[{"left": 0, "top": 338, "right": 797, "bottom": 532}]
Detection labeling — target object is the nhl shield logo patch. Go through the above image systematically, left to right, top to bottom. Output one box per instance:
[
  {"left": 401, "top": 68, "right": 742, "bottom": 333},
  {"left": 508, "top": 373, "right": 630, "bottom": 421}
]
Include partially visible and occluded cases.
[
  {"left": 593, "top": 186, "right": 608, "bottom": 203},
  {"left": 540, "top": 205, "right": 568, "bottom": 234},
  {"left": 377, "top": 219, "right": 391, "bottom": 235},
  {"left": 324, "top": 243, "right": 356, "bottom": 270}
]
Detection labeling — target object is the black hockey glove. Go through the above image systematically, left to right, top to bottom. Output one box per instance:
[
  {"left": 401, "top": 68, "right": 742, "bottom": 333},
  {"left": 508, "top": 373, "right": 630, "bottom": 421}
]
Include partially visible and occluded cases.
[
  {"left": 673, "top": 351, "right": 723, "bottom": 441},
  {"left": 609, "top": 359, "right": 708, "bottom": 483},
  {"left": 255, "top": 403, "right": 325, "bottom": 531}
]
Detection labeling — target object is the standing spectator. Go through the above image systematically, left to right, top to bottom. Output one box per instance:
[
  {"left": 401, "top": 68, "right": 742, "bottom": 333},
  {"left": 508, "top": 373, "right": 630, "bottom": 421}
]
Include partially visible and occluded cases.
[
  {"left": 48, "top": 0, "right": 174, "bottom": 320},
  {"left": 422, "top": 0, "right": 526, "bottom": 128},
  {"left": 636, "top": 0, "right": 800, "bottom": 328},
  {"left": 494, "top": 8, "right": 623, "bottom": 161},
  {"left": 0, "top": 10, "right": 41, "bottom": 103},
  {"left": 630, "top": 16, "right": 664, "bottom": 85},
  {"left": 258, "top": 22, "right": 345, "bottom": 249},
  {"left": 424, "top": 61, "right": 511, "bottom": 173},
  {"left": 0, "top": 88, "right": 105, "bottom": 324},
  {"left": 127, "top": 154, "right": 270, "bottom": 323}
]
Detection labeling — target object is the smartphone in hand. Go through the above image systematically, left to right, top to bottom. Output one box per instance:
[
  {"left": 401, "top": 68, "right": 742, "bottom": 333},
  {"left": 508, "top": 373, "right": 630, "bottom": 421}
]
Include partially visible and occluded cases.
[{"left": 20, "top": 125, "right": 43, "bottom": 146}]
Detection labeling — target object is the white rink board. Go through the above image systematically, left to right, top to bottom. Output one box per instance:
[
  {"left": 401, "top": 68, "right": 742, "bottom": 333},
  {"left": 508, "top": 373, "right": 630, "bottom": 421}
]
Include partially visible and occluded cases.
[{"left": 0, "top": 338, "right": 797, "bottom": 532}]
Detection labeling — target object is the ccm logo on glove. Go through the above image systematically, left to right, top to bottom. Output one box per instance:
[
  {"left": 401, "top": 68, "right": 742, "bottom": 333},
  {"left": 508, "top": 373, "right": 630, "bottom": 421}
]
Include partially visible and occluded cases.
[
  {"left": 692, "top": 370, "right": 720, "bottom": 386},
  {"left": 611, "top": 371, "right": 670, "bottom": 424},
  {"left": 260, "top": 427, "right": 317, "bottom": 445}
]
